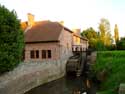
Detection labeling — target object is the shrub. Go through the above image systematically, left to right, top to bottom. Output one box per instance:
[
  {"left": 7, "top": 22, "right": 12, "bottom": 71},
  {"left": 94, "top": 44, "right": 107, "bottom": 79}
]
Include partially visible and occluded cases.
[
  {"left": 0, "top": 5, "right": 24, "bottom": 74},
  {"left": 116, "top": 37, "right": 125, "bottom": 50}
]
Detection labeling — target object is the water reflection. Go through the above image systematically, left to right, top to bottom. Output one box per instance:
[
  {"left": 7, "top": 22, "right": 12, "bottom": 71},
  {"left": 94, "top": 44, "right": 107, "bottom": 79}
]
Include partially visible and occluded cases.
[{"left": 25, "top": 76, "right": 86, "bottom": 94}]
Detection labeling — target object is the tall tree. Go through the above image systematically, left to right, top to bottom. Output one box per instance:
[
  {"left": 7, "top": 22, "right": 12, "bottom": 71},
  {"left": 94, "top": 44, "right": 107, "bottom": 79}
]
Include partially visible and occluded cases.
[
  {"left": 0, "top": 5, "right": 24, "bottom": 74},
  {"left": 98, "top": 18, "right": 112, "bottom": 46},
  {"left": 114, "top": 24, "right": 119, "bottom": 44},
  {"left": 81, "top": 27, "right": 98, "bottom": 49}
]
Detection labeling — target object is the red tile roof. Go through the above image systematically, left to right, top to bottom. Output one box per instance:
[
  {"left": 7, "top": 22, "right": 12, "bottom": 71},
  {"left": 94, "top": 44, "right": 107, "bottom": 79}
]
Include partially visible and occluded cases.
[
  {"left": 25, "top": 21, "right": 72, "bottom": 43},
  {"left": 73, "top": 33, "right": 88, "bottom": 41}
]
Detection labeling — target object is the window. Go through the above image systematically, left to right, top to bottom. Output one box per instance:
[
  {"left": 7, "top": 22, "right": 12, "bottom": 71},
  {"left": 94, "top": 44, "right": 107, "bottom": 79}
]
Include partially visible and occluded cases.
[
  {"left": 75, "top": 47, "right": 78, "bottom": 51},
  {"left": 80, "top": 47, "right": 82, "bottom": 51},
  {"left": 22, "top": 50, "right": 25, "bottom": 60},
  {"left": 30, "top": 50, "right": 39, "bottom": 59},
  {"left": 30, "top": 50, "right": 35, "bottom": 58},
  {"left": 36, "top": 50, "right": 39, "bottom": 58},
  {"left": 41, "top": 50, "right": 52, "bottom": 59},
  {"left": 42, "top": 50, "right": 46, "bottom": 59},
  {"left": 48, "top": 50, "right": 51, "bottom": 58}
]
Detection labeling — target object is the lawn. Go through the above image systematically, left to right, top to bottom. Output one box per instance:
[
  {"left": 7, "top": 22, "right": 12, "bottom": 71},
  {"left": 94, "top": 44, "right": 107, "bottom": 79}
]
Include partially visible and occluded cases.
[{"left": 93, "top": 51, "right": 125, "bottom": 94}]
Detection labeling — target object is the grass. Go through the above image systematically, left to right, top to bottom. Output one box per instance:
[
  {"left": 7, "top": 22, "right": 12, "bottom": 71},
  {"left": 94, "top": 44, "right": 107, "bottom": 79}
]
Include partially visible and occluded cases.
[
  {"left": 93, "top": 51, "right": 125, "bottom": 93},
  {"left": 97, "top": 89, "right": 115, "bottom": 94}
]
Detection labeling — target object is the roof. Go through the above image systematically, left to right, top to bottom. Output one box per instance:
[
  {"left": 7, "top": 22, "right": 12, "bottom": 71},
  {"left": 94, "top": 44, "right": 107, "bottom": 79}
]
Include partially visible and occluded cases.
[
  {"left": 24, "top": 21, "right": 72, "bottom": 43},
  {"left": 73, "top": 33, "right": 88, "bottom": 41}
]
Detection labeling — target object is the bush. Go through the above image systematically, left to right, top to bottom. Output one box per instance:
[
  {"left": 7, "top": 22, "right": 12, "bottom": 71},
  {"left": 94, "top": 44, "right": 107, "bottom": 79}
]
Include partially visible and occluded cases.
[
  {"left": 0, "top": 5, "right": 24, "bottom": 74},
  {"left": 116, "top": 37, "right": 125, "bottom": 50},
  {"left": 96, "top": 40, "right": 106, "bottom": 51}
]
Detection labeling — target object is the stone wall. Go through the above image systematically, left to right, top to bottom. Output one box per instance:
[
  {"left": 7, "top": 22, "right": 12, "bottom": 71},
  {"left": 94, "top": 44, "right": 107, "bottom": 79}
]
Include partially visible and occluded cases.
[{"left": 0, "top": 58, "right": 68, "bottom": 94}]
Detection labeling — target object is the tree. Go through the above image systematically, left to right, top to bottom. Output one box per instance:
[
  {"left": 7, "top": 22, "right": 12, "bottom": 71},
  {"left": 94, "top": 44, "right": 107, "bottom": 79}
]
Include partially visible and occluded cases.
[
  {"left": 0, "top": 5, "right": 24, "bottom": 74},
  {"left": 98, "top": 18, "right": 112, "bottom": 47},
  {"left": 114, "top": 24, "right": 119, "bottom": 44},
  {"left": 81, "top": 27, "right": 98, "bottom": 49},
  {"left": 117, "top": 37, "right": 125, "bottom": 50}
]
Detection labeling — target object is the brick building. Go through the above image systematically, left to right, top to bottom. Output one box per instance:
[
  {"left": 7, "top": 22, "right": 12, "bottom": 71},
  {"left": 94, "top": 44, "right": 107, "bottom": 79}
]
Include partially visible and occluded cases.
[{"left": 22, "top": 13, "right": 88, "bottom": 62}]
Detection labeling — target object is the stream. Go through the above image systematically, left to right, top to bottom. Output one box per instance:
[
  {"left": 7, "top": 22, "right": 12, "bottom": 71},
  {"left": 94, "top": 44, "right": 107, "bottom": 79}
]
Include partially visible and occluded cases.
[
  {"left": 25, "top": 52, "right": 97, "bottom": 94},
  {"left": 25, "top": 75, "right": 87, "bottom": 94},
  {"left": 25, "top": 75, "right": 97, "bottom": 94}
]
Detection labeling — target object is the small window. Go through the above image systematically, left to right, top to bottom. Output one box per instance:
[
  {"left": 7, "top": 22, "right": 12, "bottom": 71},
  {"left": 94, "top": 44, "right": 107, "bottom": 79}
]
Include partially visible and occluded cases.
[
  {"left": 75, "top": 47, "right": 78, "bottom": 51},
  {"left": 80, "top": 47, "right": 82, "bottom": 51},
  {"left": 22, "top": 50, "right": 25, "bottom": 60},
  {"left": 30, "top": 50, "right": 35, "bottom": 58},
  {"left": 30, "top": 50, "right": 39, "bottom": 59},
  {"left": 36, "top": 50, "right": 39, "bottom": 58},
  {"left": 42, "top": 50, "right": 46, "bottom": 59},
  {"left": 48, "top": 50, "right": 51, "bottom": 58}
]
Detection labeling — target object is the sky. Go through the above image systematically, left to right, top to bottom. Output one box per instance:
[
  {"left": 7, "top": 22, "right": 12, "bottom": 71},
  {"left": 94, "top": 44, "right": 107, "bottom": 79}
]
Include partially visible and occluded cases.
[{"left": 1, "top": 0, "right": 125, "bottom": 37}]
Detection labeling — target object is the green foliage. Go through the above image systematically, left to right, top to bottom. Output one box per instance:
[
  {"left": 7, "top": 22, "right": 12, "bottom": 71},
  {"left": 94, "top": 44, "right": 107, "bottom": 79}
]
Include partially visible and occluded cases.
[
  {"left": 0, "top": 5, "right": 24, "bottom": 74},
  {"left": 98, "top": 18, "right": 112, "bottom": 47},
  {"left": 81, "top": 19, "right": 114, "bottom": 51},
  {"left": 114, "top": 24, "right": 119, "bottom": 44},
  {"left": 81, "top": 27, "right": 98, "bottom": 49},
  {"left": 116, "top": 37, "right": 125, "bottom": 50},
  {"left": 96, "top": 40, "right": 106, "bottom": 51},
  {"left": 93, "top": 51, "right": 125, "bottom": 93},
  {"left": 97, "top": 89, "right": 116, "bottom": 94}
]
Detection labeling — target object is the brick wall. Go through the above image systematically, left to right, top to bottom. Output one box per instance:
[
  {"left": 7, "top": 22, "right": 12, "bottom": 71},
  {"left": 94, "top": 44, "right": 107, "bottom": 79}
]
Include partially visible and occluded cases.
[
  {"left": 58, "top": 29, "right": 73, "bottom": 58},
  {"left": 72, "top": 35, "right": 88, "bottom": 51},
  {"left": 24, "top": 42, "right": 60, "bottom": 62}
]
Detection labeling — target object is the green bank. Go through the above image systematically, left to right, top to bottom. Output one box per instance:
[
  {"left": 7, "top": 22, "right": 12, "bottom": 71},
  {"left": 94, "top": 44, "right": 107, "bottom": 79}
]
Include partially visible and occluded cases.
[{"left": 93, "top": 51, "right": 125, "bottom": 94}]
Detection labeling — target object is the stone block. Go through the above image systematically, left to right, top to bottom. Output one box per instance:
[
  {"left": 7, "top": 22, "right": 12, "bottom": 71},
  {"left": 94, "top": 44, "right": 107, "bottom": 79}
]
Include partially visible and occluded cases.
[{"left": 119, "top": 83, "right": 125, "bottom": 94}]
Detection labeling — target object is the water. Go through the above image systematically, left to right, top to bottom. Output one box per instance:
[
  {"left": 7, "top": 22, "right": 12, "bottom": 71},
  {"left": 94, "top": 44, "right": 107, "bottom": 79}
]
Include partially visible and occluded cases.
[
  {"left": 25, "top": 52, "right": 97, "bottom": 94},
  {"left": 25, "top": 76, "right": 86, "bottom": 94}
]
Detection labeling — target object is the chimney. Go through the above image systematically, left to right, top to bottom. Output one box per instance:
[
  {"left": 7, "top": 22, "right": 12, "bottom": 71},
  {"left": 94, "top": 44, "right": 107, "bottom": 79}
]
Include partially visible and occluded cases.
[
  {"left": 27, "top": 13, "right": 35, "bottom": 27},
  {"left": 59, "top": 21, "right": 64, "bottom": 26},
  {"left": 72, "top": 28, "right": 81, "bottom": 36}
]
